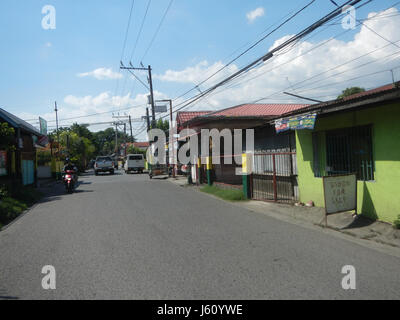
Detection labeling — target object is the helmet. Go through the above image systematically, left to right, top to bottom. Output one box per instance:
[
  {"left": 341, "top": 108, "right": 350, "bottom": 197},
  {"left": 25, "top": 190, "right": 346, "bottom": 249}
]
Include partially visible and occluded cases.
[{"left": 65, "top": 157, "right": 71, "bottom": 164}]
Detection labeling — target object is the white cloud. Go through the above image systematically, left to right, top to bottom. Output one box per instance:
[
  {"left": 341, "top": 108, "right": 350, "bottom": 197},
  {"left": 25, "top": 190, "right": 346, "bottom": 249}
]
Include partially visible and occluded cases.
[
  {"left": 163, "top": 7, "right": 400, "bottom": 110},
  {"left": 246, "top": 7, "right": 265, "bottom": 23},
  {"left": 20, "top": 8, "right": 400, "bottom": 141},
  {"left": 45, "top": 42, "right": 52, "bottom": 47},
  {"left": 155, "top": 60, "right": 239, "bottom": 86},
  {"left": 77, "top": 68, "right": 123, "bottom": 80}
]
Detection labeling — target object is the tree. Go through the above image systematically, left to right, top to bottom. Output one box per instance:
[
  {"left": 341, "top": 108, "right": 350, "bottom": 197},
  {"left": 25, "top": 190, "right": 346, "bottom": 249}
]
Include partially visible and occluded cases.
[
  {"left": 337, "top": 87, "right": 365, "bottom": 99},
  {"left": 151, "top": 119, "right": 169, "bottom": 132},
  {"left": 0, "top": 122, "right": 15, "bottom": 150},
  {"left": 59, "top": 131, "right": 95, "bottom": 171},
  {"left": 126, "top": 145, "right": 146, "bottom": 156}
]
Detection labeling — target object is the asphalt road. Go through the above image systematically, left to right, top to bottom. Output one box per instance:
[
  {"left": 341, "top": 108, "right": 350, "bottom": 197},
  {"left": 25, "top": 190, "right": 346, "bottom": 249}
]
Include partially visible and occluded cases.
[{"left": 0, "top": 170, "right": 400, "bottom": 300}]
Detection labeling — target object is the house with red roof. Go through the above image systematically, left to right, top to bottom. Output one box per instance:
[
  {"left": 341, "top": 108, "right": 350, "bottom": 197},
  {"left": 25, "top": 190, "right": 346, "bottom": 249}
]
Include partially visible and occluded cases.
[
  {"left": 271, "top": 82, "right": 400, "bottom": 224},
  {"left": 175, "top": 104, "right": 309, "bottom": 188}
]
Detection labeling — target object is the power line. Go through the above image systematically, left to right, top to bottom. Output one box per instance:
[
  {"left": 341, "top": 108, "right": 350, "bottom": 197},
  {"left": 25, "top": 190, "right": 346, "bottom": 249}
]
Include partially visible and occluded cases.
[
  {"left": 113, "top": 0, "right": 136, "bottom": 112},
  {"left": 118, "top": 0, "right": 152, "bottom": 105},
  {"left": 129, "top": 0, "right": 152, "bottom": 63},
  {"left": 140, "top": 0, "right": 174, "bottom": 63},
  {"left": 165, "top": 0, "right": 365, "bottom": 117},
  {"left": 171, "top": 0, "right": 317, "bottom": 103},
  {"left": 184, "top": 0, "right": 398, "bottom": 110},
  {"left": 25, "top": 103, "right": 147, "bottom": 124}
]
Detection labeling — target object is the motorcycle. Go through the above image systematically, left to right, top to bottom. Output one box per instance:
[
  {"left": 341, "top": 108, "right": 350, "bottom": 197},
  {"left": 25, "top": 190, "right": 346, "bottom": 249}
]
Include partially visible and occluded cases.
[{"left": 63, "top": 169, "right": 76, "bottom": 193}]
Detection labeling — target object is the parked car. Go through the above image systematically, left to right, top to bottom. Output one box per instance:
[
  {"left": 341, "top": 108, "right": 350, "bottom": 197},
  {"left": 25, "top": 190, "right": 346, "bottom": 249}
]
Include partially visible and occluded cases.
[
  {"left": 124, "top": 154, "right": 145, "bottom": 174},
  {"left": 94, "top": 156, "right": 115, "bottom": 175}
]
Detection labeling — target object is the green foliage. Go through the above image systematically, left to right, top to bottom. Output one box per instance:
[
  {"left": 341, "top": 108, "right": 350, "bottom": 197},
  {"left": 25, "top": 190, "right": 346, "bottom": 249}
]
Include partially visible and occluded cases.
[
  {"left": 337, "top": 87, "right": 365, "bottom": 99},
  {"left": 151, "top": 119, "right": 170, "bottom": 132},
  {"left": 0, "top": 122, "right": 15, "bottom": 150},
  {"left": 59, "top": 130, "right": 96, "bottom": 172},
  {"left": 126, "top": 145, "right": 146, "bottom": 156},
  {"left": 37, "top": 150, "right": 52, "bottom": 166},
  {"left": 0, "top": 184, "right": 43, "bottom": 226},
  {"left": 8, "top": 185, "right": 43, "bottom": 206},
  {"left": 200, "top": 185, "right": 247, "bottom": 201},
  {"left": 0, "top": 197, "right": 27, "bottom": 225},
  {"left": 394, "top": 215, "right": 400, "bottom": 229}
]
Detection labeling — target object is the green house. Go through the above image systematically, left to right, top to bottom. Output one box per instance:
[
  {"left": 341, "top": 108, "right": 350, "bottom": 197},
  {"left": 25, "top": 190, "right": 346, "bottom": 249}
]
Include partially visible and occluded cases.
[{"left": 277, "top": 82, "right": 400, "bottom": 223}]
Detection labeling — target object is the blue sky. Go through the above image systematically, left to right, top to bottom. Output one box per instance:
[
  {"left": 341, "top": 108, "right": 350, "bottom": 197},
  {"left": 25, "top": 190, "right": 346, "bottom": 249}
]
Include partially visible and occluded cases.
[{"left": 0, "top": 0, "right": 398, "bottom": 137}]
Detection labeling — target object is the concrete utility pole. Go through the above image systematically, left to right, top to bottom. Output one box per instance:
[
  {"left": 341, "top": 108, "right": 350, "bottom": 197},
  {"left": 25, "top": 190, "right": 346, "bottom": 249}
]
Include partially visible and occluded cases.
[
  {"left": 120, "top": 63, "right": 156, "bottom": 128},
  {"left": 155, "top": 99, "right": 175, "bottom": 177},
  {"left": 146, "top": 108, "right": 151, "bottom": 132},
  {"left": 129, "top": 115, "right": 133, "bottom": 142},
  {"left": 115, "top": 122, "right": 118, "bottom": 154}
]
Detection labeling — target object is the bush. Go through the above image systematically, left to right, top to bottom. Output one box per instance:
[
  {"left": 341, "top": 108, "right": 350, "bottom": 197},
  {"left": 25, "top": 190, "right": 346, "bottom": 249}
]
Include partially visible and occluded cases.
[
  {"left": 37, "top": 150, "right": 52, "bottom": 166},
  {"left": 200, "top": 185, "right": 247, "bottom": 201},
  {"left": 11, "top": 186, "right": 43, "bottom": 206},
  {"left": 0, "top": 197, "right": 27, "bottom": 225},
  {"left": 394, "top": 215, "right": 400, "bottom": 230}
]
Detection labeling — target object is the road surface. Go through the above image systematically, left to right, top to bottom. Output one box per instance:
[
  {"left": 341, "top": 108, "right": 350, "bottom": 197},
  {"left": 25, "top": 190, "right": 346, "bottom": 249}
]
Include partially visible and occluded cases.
[{"left": 0, "top": 171, "right": 399, "bottom": 299}]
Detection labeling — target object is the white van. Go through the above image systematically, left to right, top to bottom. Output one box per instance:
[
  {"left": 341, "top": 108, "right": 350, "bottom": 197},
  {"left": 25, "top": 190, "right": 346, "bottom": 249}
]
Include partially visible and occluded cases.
[{"left": 124, "top": 154, "right": 145, "bottom": 174}]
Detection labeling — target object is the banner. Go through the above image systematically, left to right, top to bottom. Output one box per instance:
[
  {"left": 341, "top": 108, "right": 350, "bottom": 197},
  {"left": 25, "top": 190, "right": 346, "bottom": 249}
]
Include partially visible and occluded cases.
[
  {"left": 275, "top": 113, "right": 317, "bottom": 133},
  {"left": 288, "top": 113, "right": 317, "bottom": 130},
  {"left": 39, "top": 117, "right": 48, "bottom": 135},
  {"left": 275, "top": 119, "right": 289, "bottom": 133},
  {"left": 0, "top": 151, "right": 7, "bottom": 176}
]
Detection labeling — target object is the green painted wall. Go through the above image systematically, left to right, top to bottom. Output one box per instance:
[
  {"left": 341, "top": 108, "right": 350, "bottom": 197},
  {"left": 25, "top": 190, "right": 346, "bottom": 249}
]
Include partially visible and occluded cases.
[{"left": 296, "top": 102, "right": 400, "bottom": 223}]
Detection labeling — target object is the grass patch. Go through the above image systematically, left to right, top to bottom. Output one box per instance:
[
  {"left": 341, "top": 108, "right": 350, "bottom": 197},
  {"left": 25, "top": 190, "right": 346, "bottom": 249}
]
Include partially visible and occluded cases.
[
  {"left": 0, "top": 184, "right": 44, "bottom": 228},
  {"left": 200, "top": 185, "right": 247, "bottom": 201},
  {"left": 394, "top": 215, "right": 400, "bottom": 230}
]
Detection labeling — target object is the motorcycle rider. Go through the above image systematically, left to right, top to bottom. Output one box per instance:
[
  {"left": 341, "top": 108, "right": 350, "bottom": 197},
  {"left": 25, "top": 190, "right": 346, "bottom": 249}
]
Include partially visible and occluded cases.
[{"left": 62, "top": 158, "right": 78, "bottom": 182}]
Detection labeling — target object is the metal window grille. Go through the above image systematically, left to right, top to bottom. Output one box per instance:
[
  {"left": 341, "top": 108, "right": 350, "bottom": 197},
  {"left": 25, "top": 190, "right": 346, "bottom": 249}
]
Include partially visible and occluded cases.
[{"left": 313, "top": 125, "right": 374, "bottom": 181}]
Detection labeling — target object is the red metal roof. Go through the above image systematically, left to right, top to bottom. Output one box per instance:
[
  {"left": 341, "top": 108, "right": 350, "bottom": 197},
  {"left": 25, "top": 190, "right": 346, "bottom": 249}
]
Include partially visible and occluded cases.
[
  {"left": 204, "top": 104, "right": 309, "bottom": 118},
  {"left": 176, "top": 111, "right": 213, "bottom": 127},
  {"left": 133, "top": 142, "right": 149, "bottom": 148}
]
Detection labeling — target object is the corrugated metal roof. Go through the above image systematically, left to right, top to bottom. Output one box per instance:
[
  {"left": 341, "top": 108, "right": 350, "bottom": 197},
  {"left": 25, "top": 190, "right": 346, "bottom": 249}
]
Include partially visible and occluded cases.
[
  {"left": 276, "top": 82, "right": 400, "bottom": 119},
  {"left": 341, "top": 83, "right": 395, "bottom": 101},
  {"left": 204, "top": 103, "right": 309, "bottom": 118},
  {"left": 0, "top": 108, "right": 42, "bottom": 136},
  {"left": 176, "top": 111, "right": 213, "bottom": 127}
]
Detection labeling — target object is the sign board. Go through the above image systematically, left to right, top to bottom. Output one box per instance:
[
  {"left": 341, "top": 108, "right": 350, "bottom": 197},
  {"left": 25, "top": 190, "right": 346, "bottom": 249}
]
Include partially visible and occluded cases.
[
  {"left": 154, "top": 104, "right": 167, "bottom": 113},
  {"left": 275, "top": 113, "right": 317, "bottom": 133},
  {"left": 289, "top": 113, "right": 317, "bottom": 130},
  {"left": 39, "top": 117, "right": 48, "bottom": 135},
  {"left": 0, "top": 151, "right": 7, "bottom": 176},
  {"left": 323, "top": 173, "right": 357, "bottom": 216}
]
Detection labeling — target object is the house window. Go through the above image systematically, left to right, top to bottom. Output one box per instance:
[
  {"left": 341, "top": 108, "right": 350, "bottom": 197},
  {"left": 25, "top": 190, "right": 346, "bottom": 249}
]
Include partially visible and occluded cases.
[{"left": 313, "top": 125, "right": 374, "bottom": 181}]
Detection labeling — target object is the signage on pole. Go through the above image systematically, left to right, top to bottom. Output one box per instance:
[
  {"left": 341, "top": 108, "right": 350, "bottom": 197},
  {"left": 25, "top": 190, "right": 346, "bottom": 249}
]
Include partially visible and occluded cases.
[
  {"left": 154, "top": 105, "right": 167, "bottom": 113},
  {"left": 39, "top": 117, "right": 48, "bottom": 135}
]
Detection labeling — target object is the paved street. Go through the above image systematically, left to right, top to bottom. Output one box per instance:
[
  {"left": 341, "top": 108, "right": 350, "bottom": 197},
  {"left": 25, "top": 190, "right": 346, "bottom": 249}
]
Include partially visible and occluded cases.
[{"left": 0, "top": 171, "right": 400, "bottom": 300}]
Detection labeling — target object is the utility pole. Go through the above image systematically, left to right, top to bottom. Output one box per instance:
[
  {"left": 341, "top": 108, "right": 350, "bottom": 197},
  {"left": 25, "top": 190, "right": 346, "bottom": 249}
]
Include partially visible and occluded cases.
[
  {"left": 120, "top": 63, "right": 156, "bottom": 128},
  {"left": 148, "top": 65, "right": 156, "bottom": 127},
  {"left": 156, "top": 99, "right": 175, "bottom": 177},
  {"left": 54, "top": 101, "right": 61, "bottom": 180},
  {"left": 146, "top": 108, "right": 151, "bottom": 132},
  {"left": 129, "top": 115, "right": 133, "bottom": 142},
  {"left": 115, "top": 122, "right": 118, "bottom": 155}
]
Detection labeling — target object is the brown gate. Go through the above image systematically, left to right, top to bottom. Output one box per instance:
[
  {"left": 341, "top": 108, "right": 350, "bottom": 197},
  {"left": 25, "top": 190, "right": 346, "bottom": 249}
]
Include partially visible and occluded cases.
[{"left": 251, "top": 152, "right": 298, "bottom": 203}]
